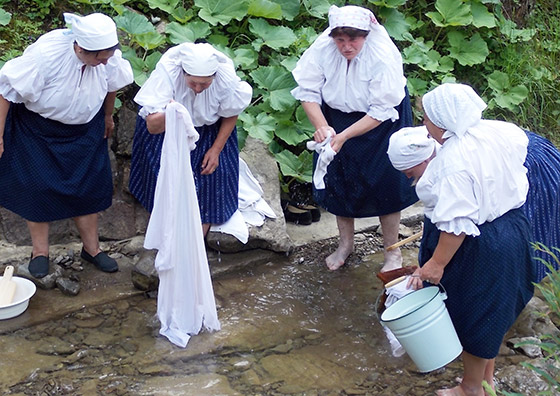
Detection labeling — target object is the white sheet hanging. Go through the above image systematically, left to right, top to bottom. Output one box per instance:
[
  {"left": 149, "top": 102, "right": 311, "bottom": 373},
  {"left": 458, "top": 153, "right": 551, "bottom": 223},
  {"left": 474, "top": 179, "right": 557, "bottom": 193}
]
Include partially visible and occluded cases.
[
  {"left": 144, "top": 102, "right": 220, "bottom": 348},
  {"left": 306, "top": 133, "right": 337, "bottom": 190}
]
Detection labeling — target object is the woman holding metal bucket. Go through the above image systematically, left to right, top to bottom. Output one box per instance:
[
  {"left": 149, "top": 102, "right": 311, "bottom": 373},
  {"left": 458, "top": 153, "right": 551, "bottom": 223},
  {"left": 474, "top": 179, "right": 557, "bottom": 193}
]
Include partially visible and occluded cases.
[{"left": 389, "top": 83, "right": 535, "bottom": 396}]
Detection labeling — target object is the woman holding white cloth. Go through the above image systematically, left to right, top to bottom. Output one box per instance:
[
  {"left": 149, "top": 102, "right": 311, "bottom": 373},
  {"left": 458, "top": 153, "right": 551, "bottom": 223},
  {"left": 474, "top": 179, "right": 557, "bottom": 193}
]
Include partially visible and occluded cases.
[
  {"left": 291, "top": 5, "right": 418, "bottom": 271},
  {"left": 130, "top": 42, "right": 252, "bottom": 236}
]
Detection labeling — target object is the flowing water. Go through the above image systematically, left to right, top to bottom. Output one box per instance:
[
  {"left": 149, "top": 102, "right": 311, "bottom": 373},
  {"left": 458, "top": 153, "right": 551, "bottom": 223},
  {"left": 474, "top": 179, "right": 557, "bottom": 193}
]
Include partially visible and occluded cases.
[{"left": 0, "top": 246, "right": 465, "bottom": 395}]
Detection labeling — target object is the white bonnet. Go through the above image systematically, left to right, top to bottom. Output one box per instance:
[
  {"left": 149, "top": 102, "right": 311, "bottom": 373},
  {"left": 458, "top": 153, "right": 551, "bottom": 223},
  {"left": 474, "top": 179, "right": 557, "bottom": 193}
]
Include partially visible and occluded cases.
[
  {"left": 328, "top": 5, "right": 378, "bottom": 31},
  {"left": 64, "top": 13, "right": 118, "bottom": 51},
  {"left": 179, "top": 43, "right": 223, "bottom": 77},
  {"left": 422, "top": 83, "right": 487, "bottom": 139},
  {"left": 387, "top": 126, "right": 436, "bottom": 171}
]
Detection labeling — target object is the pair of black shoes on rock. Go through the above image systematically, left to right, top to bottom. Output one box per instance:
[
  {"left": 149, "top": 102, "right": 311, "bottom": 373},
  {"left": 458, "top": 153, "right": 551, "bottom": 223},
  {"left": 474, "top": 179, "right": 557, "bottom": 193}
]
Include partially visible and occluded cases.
[
  {"left": 282, "top": 200, "right": 321, "bottom": 226},
  {"left": 28, "top": 248, "right": 119, "bottom": 279}
]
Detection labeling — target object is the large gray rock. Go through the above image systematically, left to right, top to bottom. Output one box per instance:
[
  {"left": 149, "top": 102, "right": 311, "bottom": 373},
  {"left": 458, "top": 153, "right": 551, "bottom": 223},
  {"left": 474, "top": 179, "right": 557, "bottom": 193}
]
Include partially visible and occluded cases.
[{"left": 206, "top": 137, "right": 293, "bottom": 254}]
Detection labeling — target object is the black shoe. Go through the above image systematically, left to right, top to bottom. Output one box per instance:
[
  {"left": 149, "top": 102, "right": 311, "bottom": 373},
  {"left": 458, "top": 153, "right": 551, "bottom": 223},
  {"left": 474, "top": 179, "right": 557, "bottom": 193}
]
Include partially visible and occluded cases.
[
  {"left": 297, "top": 204, "right": 321, "bottom": 222},
  {"left": 284, "top": 205, "right": 313, "bottom": 225},
  {"left": 80, "top": 248, "right": 118, "bottom": 273},
  {"left": 29, "top": 255, "right": 49, "bottom": 278}
]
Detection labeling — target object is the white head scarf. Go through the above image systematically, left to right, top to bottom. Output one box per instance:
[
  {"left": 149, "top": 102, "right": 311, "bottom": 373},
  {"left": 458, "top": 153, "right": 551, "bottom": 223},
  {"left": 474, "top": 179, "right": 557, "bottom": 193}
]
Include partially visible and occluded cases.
[
  {"left": 328, "top": 5, "right": 378, "bottom": 31},
  {"left": 64, "top": 13, "right": 118, "bottom": 51},
  {"left": 179, "top": 43, "right": 226, "bottom": 77},
  {"left": 422, "top": 83, "right": 487, "bottom": 139},
  {"left": 387, "top": 126, "right": 436, "bottom": 171}
]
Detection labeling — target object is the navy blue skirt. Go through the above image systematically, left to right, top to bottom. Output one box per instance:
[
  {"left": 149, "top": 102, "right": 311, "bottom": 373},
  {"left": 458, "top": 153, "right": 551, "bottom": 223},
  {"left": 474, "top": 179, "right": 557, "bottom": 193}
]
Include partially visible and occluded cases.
[
  {"left": 314, "top": 90, "right": 418, "bottom": 217},
  {"left": 0, "top": 103, "right": 112, "bottom": 222},
  {"left": 129, "top": 116, "right": 239, "bottom": 224},
  {"left": 523, "top": 131, "right": 560, "bottom": 281},
  {"left": 418, "top": 210, "right": 535, "bottom": 359}
]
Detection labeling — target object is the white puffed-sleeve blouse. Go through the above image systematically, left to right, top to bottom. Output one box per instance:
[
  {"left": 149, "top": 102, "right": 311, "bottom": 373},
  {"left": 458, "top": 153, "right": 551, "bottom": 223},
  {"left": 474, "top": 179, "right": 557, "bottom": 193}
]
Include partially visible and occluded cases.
[
  {"left": 291, "top": 27, "right": 407, "bottom": 122},
  {"left": 0, "top": 29, "right": 133, "bottom": 125},
  {"left": 134, "top": 44, "right": 252, "bottom": 127},
  {"left": 416, "top": 120, "right": 529, "bottom": 236}
]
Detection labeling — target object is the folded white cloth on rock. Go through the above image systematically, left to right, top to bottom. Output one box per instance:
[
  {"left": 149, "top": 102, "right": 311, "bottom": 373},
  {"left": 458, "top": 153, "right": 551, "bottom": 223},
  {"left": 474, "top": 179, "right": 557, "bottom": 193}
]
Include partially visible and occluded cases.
[
  {"left": 144, "top": 102, "right": 220, "bottom": 348},
  {"left": 307, "top": 133, "right": 337, "bottom": 189},
  {"left": 210, "top": 158, "right": 276, "bottom": 243},
  {"left": 383, "top": 276, "right": 415, "bottom": 357}
]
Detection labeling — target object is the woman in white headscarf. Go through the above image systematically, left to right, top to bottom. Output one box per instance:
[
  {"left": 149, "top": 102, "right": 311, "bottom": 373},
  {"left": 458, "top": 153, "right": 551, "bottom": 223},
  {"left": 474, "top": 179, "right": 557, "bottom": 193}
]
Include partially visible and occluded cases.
[
  {"left": 291, "top": 5, "right": 418, "bottom": 272},
  {"left": 0, "top": 13, "right": 133, "bottom": 278},
  {"left": 130, "top": 42, "right": 252, "bottom": 236},
  {"left": 398, "top": 83, "right": 536, "bottom": 396}
]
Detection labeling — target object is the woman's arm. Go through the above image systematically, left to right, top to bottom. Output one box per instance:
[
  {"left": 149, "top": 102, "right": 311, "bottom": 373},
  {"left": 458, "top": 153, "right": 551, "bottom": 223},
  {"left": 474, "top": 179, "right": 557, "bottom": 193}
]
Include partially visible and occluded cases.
[
  {"left": 103, "top": 92, "right": 117, "bottom": 138},
  {"left": 0, "top": 95, "right": 10, "bottom": 157},
  {"left": 145, "top": 112, "right": 166, "bottom": 134},
  {"left": 201, "top": 115, "right": 237, "bottom": 175}
]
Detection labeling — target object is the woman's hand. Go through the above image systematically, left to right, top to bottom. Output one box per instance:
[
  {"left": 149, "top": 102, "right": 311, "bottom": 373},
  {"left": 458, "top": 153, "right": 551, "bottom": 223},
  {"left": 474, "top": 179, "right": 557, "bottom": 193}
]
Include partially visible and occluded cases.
[
  {"left": 104, "top": 114, "right": 115, "bottom": 138},
  {"left": 313, "top": 125, "right": 335, "bottom": 143},
  {"left": 330, "top": 132, "right": 348, "bottom": 153},
  {"left": 0, "top": 137, "right": 4, "bottom": 158},
  {"left": 201, "top": 147, "right": 220, "bottom": 175},
  {"left": 407, "top": 259, "right": 444, "bottom": 289}
]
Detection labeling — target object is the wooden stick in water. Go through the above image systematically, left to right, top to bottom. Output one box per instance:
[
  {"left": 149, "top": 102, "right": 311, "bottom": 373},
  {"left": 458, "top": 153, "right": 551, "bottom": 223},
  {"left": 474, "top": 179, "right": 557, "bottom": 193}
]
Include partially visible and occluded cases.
[{"left": 386, "top": 231, "right": 423, "bottom": 251}]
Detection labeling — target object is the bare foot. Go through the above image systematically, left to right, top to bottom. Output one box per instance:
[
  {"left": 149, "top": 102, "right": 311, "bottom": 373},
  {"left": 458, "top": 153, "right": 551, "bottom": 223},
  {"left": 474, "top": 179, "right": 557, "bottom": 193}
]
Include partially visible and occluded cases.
[
  {"left": 325, "top": 245, "right": 353, "bottom": 270},
  {"left": 380, "top": 248, "right": 402, "bottom": 272},
  {"left": 436, "top": 385, "right": 467, "bottom": 396}
]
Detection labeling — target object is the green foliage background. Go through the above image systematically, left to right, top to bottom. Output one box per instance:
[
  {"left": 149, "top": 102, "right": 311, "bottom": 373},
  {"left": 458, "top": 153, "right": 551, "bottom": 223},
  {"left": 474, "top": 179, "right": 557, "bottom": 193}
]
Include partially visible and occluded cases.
[{"left": 0, "top": 0, "right": 558, "bottom": 187}]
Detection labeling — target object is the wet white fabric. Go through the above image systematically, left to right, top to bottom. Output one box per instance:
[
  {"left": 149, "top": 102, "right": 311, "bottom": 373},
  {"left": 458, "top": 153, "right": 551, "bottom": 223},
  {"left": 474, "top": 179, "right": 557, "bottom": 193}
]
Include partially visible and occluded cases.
[
  {"left": 328, "top": 5, "right": 378, "bottom": 31},
  {"left": 291, "top": 7, "right": 406, "bottom": 122},
  {"left": 63, "top": 13, "right": 118, "bottom": 50},
  {"left": 0, "top": 30, "right": 132, "bottom": 124},
  {"left": 134, "top": 43, "right": 252, "bottom": 126},
  {"left": 180, "top": 43, "right": 221, "bottom": 76},
  {"left": 422, "top": 83, "right": 487, "bottom": 139},
  {"left": 144, "top": 102, "right": 220, "bottom": 348},
  {"left": 387, "top": 126, "right": 436, "bottom": 171},
  {"left": 307, "top": 132, "right": 337, "bottom": 189},
  {"left": 210, "top": 158, "right": 277, "bottom": 242},
  {"left": 383, "top": 277, "right": 415, "bottom": 357}
]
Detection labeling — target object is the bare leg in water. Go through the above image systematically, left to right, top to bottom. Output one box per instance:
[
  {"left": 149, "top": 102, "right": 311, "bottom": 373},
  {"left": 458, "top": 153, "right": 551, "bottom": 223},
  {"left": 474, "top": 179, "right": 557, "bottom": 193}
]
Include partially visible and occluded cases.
[
  {"left": 380, "top": 211, "right": 403, "bottom": 272},
  {"left": 326, "top": 216, "right": 354, "bottom": 270},
  {"left": 202, "top": 223, "right": 211, "bottom": 237},
  {"left": 437, "top": 352, "right": 493, "bottom": 396}
]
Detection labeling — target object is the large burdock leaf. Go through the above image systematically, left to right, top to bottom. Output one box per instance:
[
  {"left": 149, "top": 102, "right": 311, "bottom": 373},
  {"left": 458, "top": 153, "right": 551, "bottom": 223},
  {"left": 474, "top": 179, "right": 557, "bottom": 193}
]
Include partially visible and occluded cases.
[
  {"left": 147, "top": 0, "right": 180, "bottom": 14},
  {"left": 195, "top": 0, "right": 250, "bottom": 26},
  {"left": 248, "top": 0, "right": 283, "bottom": 20},
  {"left": 271, "top": 0, "right": 300, "bottom": 20},
  {"left": 302, "top": 0, "right": 331, "bottom": 19},
  {"left": 369, "top": 0, "right": 407, "bottom": 8},
  {"left": 426, "top": 0, "right": 472, "bottom": 27},
  {"left": 470, "top": 1, "right": 495, "bottom": 28},
  {"left": 378, "top": 8, "right": 411, "bottom": 41},
  {"left": 0, "top": 9, "right": 11, "bottom": 26},
  {"left": 114, "top": 10, "right": 156, "bottom": 36},
  {"left": 248, "top": 18, "right": 297, "bottom": 50},
  {"left": 166, "top": 21, "right": 211, "bottom": 44},
  {"left": 447, "top": 31, "right": 489, "bottom": 66},
  {"left": 250, "top": 66, "right": 297, "bottom": 111},
  {"left": 487, "top": 71, "right": 528, "bottom": 110},
  {"left": 239, "top": 112, "right": 277, "bottom": 144},
  {"left": 275, "top": 119, "right": 313, "bottom": 146},
  {"left": 274, "top": 150, "right": 313, "bottom": 182}
]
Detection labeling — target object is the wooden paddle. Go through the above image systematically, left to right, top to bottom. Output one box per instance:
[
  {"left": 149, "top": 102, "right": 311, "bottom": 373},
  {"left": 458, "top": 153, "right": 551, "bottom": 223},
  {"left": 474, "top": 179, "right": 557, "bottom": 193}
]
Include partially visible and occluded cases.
[
  {"left": 386, "top": 231, "right": 423, "bottom": 251},
  {"left": 0, "top": 265, "right": 17, "bottom": 307}
]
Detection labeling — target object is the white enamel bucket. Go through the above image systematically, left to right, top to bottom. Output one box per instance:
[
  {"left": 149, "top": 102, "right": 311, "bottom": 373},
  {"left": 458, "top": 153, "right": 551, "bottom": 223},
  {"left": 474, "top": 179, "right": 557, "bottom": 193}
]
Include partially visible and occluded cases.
[{"left": 380, "top": 285, "right": 462, "bottom": 372}]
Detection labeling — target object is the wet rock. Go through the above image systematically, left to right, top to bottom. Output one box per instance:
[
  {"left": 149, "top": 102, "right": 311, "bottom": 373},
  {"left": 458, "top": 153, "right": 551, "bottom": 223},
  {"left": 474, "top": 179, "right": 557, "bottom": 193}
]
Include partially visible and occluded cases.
[
  {"left": 131, "top": 249, "right": 159, "bottom": 291},
  {"left": 56, "top": 277, "right": 81, "bottom": 296},
  {"left": 509, "top": 296, "right": 560, "bottom": 339},
  {"left": 75, "top": 317, "right": 104, "bottom": 328},
  {"left": 507, "top": 336, "right": 543, "bottom": 358},
  {"left": 36, "top": 337, "right": 75, "bottom": 356},
  {"left": 62, "top": 349, "right": 90, "bottom": 364},
  {"left": 496, "top": 363, "right": 550, "bottom": 394},
  {"left": 240, "top": 368, "right": 262, "bottom": 386}
]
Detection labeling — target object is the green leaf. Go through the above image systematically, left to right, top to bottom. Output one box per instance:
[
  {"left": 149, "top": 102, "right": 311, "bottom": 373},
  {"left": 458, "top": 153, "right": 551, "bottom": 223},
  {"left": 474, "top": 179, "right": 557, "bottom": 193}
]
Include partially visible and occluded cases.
[
  {"left": 147, "top": 0, "right": 180, "bottom": 14},
  {"left": 195, "top": 0, "right": 250, "bottom": 26},
  {"left": 248, "top": 0, "right": 283, "bottom": 20},
  {"left": 271, "top": 0, "right": 300, "bottom": 20},
  {"left": 302, "top": 0, "right": 331, "bottom": 19},
  {"left": 368, "top": 0, "right": 407, "bottom": 8},
  {"left": 426, "top": 0, "right": 472, "bottom": 27},
  {"left": 469, "top": 1, "right": 495, "bottom": 28},
  {"left": 171, "top": 7, "right": 194, "bottom": 23},
  {"left": 378, "top": 8, "right": 410, "bottom": 41},
  {"left": 0, "top": 9, "right": 11, "bottom": 26},
  {"left": 114, "top": 10, "right": 156, "bottom": 36},
  {"left": 496, "top": 16, "right": 535, "bottom": 43},
  {"left": 248, "top": 18, "right": 297, "bottom": 50},
  {"left": 166, "top": 21, "right": 212, "bottom": 44},
  {"left": 134, "top": 31, "right": 166, "bottom": 51},
  {"left": 447, "top": 31, "right": 489, "bottom": 66},
  {"left": 233, "top": 46, "right": 259, "bottom": 69},
  {"left": 250, "top": 66, "right": 297, "bottom": 111},
  {"left": 487, "top": 71, "right": 528, "bottom": 110},
  {"left": 406, "top": 78, "right": 429, "bottom": 97},
  {"left": 239, "top": 112, "right": 277, "bottom": 144},
  {"left": 275, "top": 119, "right": 313, "bottom": 146},
  {"left": 274, "top": 149, "right": 313, "bottom": 182}
]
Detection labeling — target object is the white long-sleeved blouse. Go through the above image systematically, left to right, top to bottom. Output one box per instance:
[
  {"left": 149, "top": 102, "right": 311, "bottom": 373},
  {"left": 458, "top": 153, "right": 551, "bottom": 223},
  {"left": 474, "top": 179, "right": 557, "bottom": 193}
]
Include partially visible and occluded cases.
[
  {"left": 291, "top": 27, "right": 407, "bottom": 122},
  {"left": 0, "top": 29, "right": 133, "bottom": 124},
  {"left": 134, "top": 44, "right": 252, "bottom": 127},
  {"left": 416, "top": 120, "right": 529, "bottom": 236}
]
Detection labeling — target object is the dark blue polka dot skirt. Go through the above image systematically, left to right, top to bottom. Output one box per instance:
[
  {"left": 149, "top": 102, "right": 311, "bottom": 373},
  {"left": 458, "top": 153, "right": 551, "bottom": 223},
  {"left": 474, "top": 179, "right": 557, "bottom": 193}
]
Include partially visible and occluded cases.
[
  {"left": 314, "top": 89, "right": 418, "bottom": 217},
  {"left": 0, "top": 103, "right": 112, "bottom": 222},
  {"left": 129, "top": 115, "right": 239, "bottom": 224},
  {"left": 523, "top": 131, "right": 560, "bottom": 281},
  {"left": 419, "top": 209, "right": 535, "bottom": 359}
]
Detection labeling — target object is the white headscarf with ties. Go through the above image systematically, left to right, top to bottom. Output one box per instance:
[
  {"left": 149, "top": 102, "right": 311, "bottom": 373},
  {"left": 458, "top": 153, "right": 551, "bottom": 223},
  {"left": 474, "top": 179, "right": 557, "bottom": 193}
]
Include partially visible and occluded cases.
[
  {"left": 328, "top": 4, "right": 379, "bottom": 31},
  {"left": 64, "top": 13, "right": 118, "bottom": 51},
  {"left": 179, "top": 43, "right": 232, "bottom": 77},
  {"left": 422, "top": 83, "right": 487, "bottom": 139},
  {"left": 387, "top": 126, "right": 436, "bottom": 171}
]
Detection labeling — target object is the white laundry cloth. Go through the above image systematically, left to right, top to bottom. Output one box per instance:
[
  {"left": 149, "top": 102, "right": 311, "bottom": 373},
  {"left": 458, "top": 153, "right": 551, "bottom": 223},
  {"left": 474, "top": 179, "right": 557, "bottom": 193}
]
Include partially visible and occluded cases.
[
  {"left": 144, "top": 102, "right": 220, "bottom": 348},
  {"left": 307, "top": 133, "right": 337, "bottom": 189},
  {"left": 210, "top": 158, "right": 276, "bottom": 243},
  {"left": 382, "top": 277, "right": 415, "bottom": 357}
]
